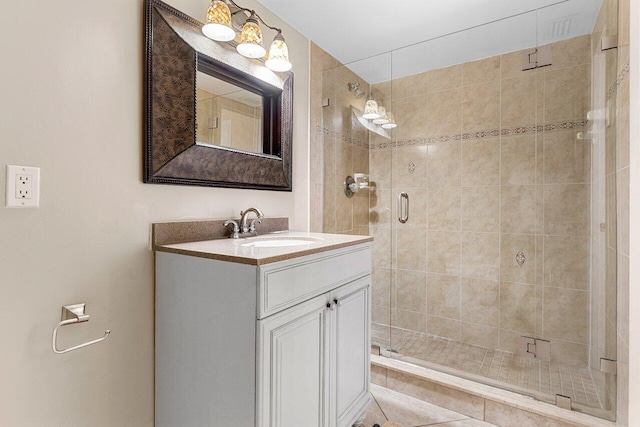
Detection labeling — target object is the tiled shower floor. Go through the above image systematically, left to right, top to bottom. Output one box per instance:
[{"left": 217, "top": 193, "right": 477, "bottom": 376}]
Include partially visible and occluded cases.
[{"left": 371, "top": 324, "right": 610, "bottom": 411}]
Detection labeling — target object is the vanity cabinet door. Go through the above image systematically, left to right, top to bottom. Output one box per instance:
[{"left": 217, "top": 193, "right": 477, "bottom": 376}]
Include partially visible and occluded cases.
[
  {"left": 331, "top": 277, "right": 371, "bottom": 427},
  {"left": 257, "top": 293, "right": 331, "bottom": 427}
]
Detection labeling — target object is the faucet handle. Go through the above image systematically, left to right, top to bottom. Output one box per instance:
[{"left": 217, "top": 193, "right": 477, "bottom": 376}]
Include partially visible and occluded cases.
[
  {"left": 249, "top": 218, "right": 263, "bottom": 233},
  {"left": 224, "top": 220, "right": 240, "bottom": 238}
]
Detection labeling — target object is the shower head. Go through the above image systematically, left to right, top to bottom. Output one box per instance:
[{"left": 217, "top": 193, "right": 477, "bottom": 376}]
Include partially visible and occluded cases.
[{"left": 347, "top": 82, "right": 365, "bottom": 99}]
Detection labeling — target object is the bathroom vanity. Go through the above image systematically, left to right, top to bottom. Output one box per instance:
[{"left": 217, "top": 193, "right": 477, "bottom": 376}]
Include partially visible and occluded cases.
[{"left": 154, "top": 230, "right": 372, "bottom": 427}]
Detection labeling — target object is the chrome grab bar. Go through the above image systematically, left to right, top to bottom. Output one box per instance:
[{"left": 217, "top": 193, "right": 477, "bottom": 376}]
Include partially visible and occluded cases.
[
  {"left": 398, "top": 192, "right": 409, "bottom": 223},
  {"left": 52, "top": 303, "right": 110, "bottom": 354}
]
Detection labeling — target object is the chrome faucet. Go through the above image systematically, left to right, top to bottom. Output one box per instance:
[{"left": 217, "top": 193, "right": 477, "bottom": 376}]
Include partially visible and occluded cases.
[{"left": 225, "top": 207, "right": 264, "bottom": 238}]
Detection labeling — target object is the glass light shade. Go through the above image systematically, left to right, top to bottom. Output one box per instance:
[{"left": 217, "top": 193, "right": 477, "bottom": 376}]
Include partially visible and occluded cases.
[
  {"left": 202, "top": 1, "right": 236, "bottom": 41},
  {"left": 237, "top": 16, "right": 266, "bottom": 58},
  {"left": 265, "top": 33, "right": 292, "bottom": 72},
  {"left": 362, "top": 99, "right": 380, "bottom": 120},
  {"left": 372, "top": 106, "right": 389, "bottom": 124},
  {"left": 381, "top": 113, "right": 397, "bottom": 129}
]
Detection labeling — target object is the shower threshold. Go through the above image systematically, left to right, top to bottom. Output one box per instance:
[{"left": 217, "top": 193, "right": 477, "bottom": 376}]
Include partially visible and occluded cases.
[{"left": 371, "top": 323, "right": 612, "bottom": 418}]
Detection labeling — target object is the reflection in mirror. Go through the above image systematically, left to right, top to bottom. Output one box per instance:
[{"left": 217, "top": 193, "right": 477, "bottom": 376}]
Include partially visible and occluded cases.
[{"left": 196, "top": 71, "right": 263, "bottom": 153}]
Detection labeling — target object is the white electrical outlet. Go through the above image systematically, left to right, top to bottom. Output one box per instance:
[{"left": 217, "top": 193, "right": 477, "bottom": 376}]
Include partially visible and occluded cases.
[{"left": 6, "top": 165, "right": 40, "bottom": 208}]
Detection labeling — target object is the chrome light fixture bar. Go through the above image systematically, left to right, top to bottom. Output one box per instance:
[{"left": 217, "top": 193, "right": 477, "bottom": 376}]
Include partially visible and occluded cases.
[{"left": 201, "top": 0, "right": 292, "bottom": 72}]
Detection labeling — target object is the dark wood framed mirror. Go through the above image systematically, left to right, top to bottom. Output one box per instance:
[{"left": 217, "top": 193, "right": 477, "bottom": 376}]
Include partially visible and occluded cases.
[{"left": 144, "top": 0, "right": 293, "bottom": 191}]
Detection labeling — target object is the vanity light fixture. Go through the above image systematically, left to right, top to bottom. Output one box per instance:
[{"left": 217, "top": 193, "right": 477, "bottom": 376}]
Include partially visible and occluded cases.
[
  {"left": 201, "top": 0, "right": 292, "bottom": 72},
  {"left": 202, "top": 0, "right": 235, "bottom": 41},
  {"left": 362, "top": 98, "right": 380, "bottom": 120},
  {"left": 371, "top": 106, "right": 389, "bottom": 125},
  {"left": 381, "top": 113, "right": 397, "bottom": 129}
]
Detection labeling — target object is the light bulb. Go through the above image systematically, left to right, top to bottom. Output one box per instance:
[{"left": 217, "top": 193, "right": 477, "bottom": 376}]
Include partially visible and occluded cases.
[
  {"left": 202, "top": 0, "right": 236, "bottom": 42},
  {"left": 237, "top": 14, "right": 266, "bottom": 59},
  {"left": 265, "top": 32, "right": 292, "bottom": 72},
  {"left": 362, "top": 99, "right": 380, "bottom": 120},
  {"left": 372, "top": 106, "right": 389, "bottom": 124}
]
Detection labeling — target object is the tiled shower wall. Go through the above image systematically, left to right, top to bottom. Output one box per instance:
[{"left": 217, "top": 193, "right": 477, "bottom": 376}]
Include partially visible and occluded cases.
[
  {"left": 369, "top": 35, "right": 594, "bottom": 367},
  {"left": 310, "top": 42, "right": 370, "bottom": 236}
]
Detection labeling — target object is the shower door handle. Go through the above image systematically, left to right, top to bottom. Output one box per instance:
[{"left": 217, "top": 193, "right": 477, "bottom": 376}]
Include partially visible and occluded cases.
[{"left": 398, "top": 192, "right": 409, "bottom": 223}]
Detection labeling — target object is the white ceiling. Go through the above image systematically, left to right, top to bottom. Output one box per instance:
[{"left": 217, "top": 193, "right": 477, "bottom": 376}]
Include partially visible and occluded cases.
[{"left": 256, "top": 0, "right": 603, "bottom": 83}]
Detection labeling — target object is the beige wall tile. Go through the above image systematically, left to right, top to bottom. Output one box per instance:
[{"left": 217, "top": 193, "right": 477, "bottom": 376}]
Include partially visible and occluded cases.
[
  {"left": 544, "top": 35, "right": 592, "bottom": 71},
  {"left": 500, "top": 50, "right": 537, "bottom": 80},
  {"left": 463, "top": 56, "right": 500, "bottom": 86},
  {"left": 429, "top": 64, "right": 463, "bottom": 93},
  {"left": 544, "top": 64, "right": 590, "bottom": 122},
  {"left": 393, "top": 72, "right": 429, "bottom": 100},
  {"left": 501, "top": 74, "right": 538, "bottom": 128},
  {"left": 617, "top": 77, "right": 630, "bottom": 169},
  {"left": 462, "top": 81, "right": 500, "bottom": 132},
  {"left": 427, "top": 88, "right": 462, "bottom": 136},
  {"left": 394, "top": 95, "right": 429, "bottom": 140},
  {"left": 543, "top": 130, "right": 591, "bottom": 184},
  {"left": 501, "top": 135, "right": 537, "bottom": 185},
  {"left": 462, "top": 139, "right": 500, "bottom": 185},
  {"left": 428, "top": 141, "right": 462, "bottom": 187},
  {"left": 335, "top": 142, "right": 352, "bottom": 181},
  {"left": 396, "top": 146, "right": 428, "bottom": 188},
  {"left": 370, "top": 148, "right": 393, "bottom": 189},
  {"left": 617, "top": 167, "right": 630, "bottom": 255},
  {"left": 606, "top": 174, "right": 618, "bottom": 249},
  {"left": 323, "top": 183, "right": 336, "bottom": 232},
  {"left": 543, "top": 184, "right": 590, "bottom": 236},
  {"left": 500, "top": 185, "right": 537, "bottom": 234},
  {"left": 335, "top": 186, "right": 354, "bottom": 232},
  {"left": 428, "top": 186, "right": 461, "bottom": 231},
  {"left": 461, "top": 186, "right": 500, "bottom": 232},
  {"left": 370, "top": 188, "right": 391, "bottom": 225},
  {"left": 353, "top": 191, "right": 370, "bottom": 228},
  {"left": 371, "top": 225, "right": 392, "bottom": 268},
  {"left": 397, "top": 226, "right": 427, "bottom": 271},
  {"left": 427, "top": 231, "right": 461, "bottom": 275},
  {"left": 461, "top": 232, "right": 500, "bottom": 281},
  {"left": 500, "top": 234, "right": 537, "bottom": 284},
  {"left": 543, "top": 236, "right": 590, "bottom": 289},
  {"left": 618, "top": 253, "right": 629, "bottom": 346},
  {"left": 372, "top": 267, "right": 392, "bottom": 308},
  {"left": 397, "top": 269, "right": 427, "bottom": 313},
  {"left": 427, "top": 273, "right": 460, "bottom": 319},
  {"left": 461, "top": 278, "right": 499, "bottom": 327},
  {"left": 500, "top": 282, "right": 537, "bottom": 334},
  {"left": 543, "top": 287, "right": 589, "bottom": 344},
  {"left": 372, "top": 304, "right": 390, "bottom": 326},
  {"left": 394, "top": 309, "right": 427, "bottom": 333},
  {"left": 427, "top": 316, "right": 461, "bottom": 341},
  {"left": 461, "top": 322, "right": 498, "bottom": 348},
  {"left": 498, "top": 328, "right": 524, "bottom": 354},
  {"left": 617, "top": 337, "right": 629, "bottom": 424},
  {"left": 550, "top": 340, "right": 589, "bottom": 367},
  {"left": 371, "top": 365, "right": 387, "bottom": 388},
  {"left": 386, "top": 370, "right": 485, "bottom": 419},
  {"left": 485, "top": 400, "right": 574, "bottom": 427}
]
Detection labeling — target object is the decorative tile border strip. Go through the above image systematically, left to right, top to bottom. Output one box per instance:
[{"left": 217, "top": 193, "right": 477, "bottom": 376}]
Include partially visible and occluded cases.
[
  {"left": 606, "top": 59, "right": 630, "bottom": 101},
  {"left": 316, "top": 118, "right": 588, "bottom": 150},
  {"left": 368, "top": 119, "right": 588, "bottom": 150},
  {"left": 314, "top": 124, "right": 369, "bottom": 148}
]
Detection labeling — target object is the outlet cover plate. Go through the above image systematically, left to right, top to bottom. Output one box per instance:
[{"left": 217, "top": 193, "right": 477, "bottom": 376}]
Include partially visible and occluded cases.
[{"left": 6, "top": 165, "right": 40, "bottom": 208}]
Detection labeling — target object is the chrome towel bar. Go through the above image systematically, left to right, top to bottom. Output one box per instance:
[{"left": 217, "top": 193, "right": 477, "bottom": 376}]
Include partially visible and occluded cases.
[{"left": 52, "top": 303, "right": 110, "bottom": 354}]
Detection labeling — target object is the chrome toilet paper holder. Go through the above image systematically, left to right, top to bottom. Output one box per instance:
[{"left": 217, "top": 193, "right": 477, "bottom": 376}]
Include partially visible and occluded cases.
[{"left": 52, "top": 303, "right": 110, "bottom": 354}]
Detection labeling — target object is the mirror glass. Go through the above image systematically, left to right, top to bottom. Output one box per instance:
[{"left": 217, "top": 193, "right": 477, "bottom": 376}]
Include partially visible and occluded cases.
[{"left": 196, "top": 70, "right": 263, "bottom": 153}]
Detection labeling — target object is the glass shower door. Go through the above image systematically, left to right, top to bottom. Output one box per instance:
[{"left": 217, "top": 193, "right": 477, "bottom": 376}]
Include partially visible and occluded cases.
[{"left": 384, "top": 1, "right": 619, "bottom": 420}]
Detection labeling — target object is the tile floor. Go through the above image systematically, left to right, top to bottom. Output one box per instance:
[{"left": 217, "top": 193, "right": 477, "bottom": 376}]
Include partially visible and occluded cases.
[
  {"left": 371, "top": 324, "right": 610, "bottom": 411},
  {"left": 363, "top": 384, "right": 495, "bottom": 427}
]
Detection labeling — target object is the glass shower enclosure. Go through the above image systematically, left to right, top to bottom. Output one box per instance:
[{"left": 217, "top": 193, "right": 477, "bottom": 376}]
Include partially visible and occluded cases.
[{"left": 321, "top": 0, "right": 619, "bottom": 421}]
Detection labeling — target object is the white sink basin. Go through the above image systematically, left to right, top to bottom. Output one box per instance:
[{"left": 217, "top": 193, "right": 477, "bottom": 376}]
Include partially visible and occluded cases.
[{"left": 240, "top": 237, "right": 322, "bottom": 248}]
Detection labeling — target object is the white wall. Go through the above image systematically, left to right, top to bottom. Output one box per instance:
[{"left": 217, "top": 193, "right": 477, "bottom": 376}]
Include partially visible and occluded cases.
[{"left": 0, "top": 0, "right": 309, "bottom": 425}]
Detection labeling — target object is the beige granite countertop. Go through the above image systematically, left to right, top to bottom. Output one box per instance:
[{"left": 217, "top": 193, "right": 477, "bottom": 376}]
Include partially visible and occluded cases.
[{"left": 154, "top": 231, "right": 373, "bottom": 265}]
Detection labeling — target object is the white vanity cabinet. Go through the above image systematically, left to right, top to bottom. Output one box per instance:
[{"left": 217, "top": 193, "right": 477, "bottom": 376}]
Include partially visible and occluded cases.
[{"left": 155, "top": 241, "right": 371, "bottom": 427}]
